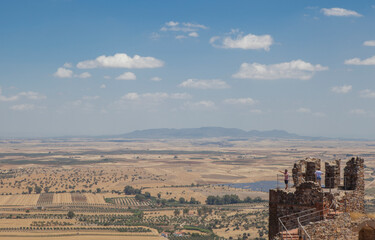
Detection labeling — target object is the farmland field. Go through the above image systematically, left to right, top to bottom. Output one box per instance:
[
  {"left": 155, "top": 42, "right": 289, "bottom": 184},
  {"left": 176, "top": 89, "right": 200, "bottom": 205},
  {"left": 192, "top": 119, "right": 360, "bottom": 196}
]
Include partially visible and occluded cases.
[{"left": 0, "top": 138, "right": 374, "bottom": 239}]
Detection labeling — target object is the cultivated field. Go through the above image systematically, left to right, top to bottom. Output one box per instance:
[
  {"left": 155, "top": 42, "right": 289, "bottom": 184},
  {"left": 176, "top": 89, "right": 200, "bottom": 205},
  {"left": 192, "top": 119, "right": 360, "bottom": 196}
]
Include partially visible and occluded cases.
[{"left": 0, "top": 138, "right": 374, "bottom": 239}]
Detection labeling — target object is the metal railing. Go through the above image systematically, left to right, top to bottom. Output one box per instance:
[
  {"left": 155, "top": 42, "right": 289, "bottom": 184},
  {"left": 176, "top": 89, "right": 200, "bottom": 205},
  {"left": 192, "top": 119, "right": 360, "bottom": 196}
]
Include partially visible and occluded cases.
[
  {"left": 297, "top": 200, "right": 337, "bottom": 240},
  {"left": 278, "top": 208, "right": 316, "bottom": 239},
  {"left": 278, "top": 217, "right": 293, "bottom": 240}
]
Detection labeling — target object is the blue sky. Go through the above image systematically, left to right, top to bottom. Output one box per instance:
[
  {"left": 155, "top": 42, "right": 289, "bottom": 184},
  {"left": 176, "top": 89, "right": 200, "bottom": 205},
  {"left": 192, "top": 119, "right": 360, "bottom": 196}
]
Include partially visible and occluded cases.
[{"left": 1, "top": 0, "right": 375, "bottom": 138}]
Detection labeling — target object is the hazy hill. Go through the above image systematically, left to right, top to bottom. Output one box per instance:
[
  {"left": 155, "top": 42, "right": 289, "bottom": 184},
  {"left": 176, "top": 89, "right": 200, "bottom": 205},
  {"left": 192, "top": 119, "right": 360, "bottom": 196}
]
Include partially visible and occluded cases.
[{"left": 109, "top": 127, "right": 313, "bottom": 140}]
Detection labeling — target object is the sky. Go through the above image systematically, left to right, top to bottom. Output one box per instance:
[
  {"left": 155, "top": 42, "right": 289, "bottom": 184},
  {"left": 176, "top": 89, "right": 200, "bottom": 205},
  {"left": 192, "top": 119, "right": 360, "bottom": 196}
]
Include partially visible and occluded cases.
[{"left": 1, "top": 0, "right": 375, "bottom": 138}]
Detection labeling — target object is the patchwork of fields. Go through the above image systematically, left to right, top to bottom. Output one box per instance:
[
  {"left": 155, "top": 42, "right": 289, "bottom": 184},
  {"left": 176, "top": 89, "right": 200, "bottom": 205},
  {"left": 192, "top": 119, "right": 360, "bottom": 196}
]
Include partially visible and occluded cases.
[{"left": 0, "top": 193, "right": 145, "bottom": 206}]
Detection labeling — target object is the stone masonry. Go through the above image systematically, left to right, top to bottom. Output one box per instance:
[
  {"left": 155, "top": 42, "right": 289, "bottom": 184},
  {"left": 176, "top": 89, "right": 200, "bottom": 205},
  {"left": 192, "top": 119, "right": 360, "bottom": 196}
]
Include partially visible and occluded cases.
[
  {"left": 269, "top": 156, "right": 365, "bottom": 240},
  {"left": 292, "top": 158, "right": 321, "bottom": 187},
  {"left": 325, "top": 159, "right": 340, "bottom": 188}
]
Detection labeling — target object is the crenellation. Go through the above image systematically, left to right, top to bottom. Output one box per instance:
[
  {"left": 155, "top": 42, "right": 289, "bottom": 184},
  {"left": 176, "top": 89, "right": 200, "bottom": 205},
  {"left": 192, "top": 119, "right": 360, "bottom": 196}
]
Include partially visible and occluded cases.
[
  {"left": 269, "top": 156, "right": 365, "bottom": 240},
  {"left": 325, "top": 159, "right": 340, "bottom": 188}
]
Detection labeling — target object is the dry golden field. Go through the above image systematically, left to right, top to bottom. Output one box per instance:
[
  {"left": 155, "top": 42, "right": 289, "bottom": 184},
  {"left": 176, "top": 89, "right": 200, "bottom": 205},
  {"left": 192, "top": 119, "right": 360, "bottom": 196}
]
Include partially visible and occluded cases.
[{"left": 0, "top": 138, "right": 374, "bottom": 239}]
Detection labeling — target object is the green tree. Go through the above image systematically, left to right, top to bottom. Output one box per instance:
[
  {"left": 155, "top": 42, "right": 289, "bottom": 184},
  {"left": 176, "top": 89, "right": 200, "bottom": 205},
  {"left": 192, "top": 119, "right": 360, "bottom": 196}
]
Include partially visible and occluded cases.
[
  {"left": 34, "top": 186, "right": 42, "bottom": 194},
  {"left": 27, "top": 187, "right": 33, "bottom": 194},
  {"left": 44, "top": 187, "right": 49, "bottom": 193},
  {"left": 96, "top": 188, "right": 101, "bottom": 193},
  {"left": 144, "top": 192, "right": 151, "bottom": 198},
  {"left": 157, "top": 193, "right": 161, "bottom": 199},
  {"left": 135, "top": 194, "right": 146, "bottom": 202},
  {"left": 179, "top": 197, "right": 185, "bottom": 204},
  {"left": 190, "top": 197, "right": 198, "bottom": 204},
  {"left": 183, "top": 208, "right": 189, "bottom": 215},
  {"left": 197, "top": 208, "right": 202, "bottom": 216},
  {"left": 174, "top": 209, "right": 180, "bottom": 216},
  {"left": 67, "top": 211, "right": 75, "bottom": 219}
]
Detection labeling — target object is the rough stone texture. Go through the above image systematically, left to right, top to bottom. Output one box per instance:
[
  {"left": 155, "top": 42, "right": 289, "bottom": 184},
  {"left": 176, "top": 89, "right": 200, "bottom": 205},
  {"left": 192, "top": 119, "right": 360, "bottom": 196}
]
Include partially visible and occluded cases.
[
  {"left": 269, "top": 156, "right": 365, "bottom": 240},
  {"left": 344, "top": 156, "right": 364, "bottom": 191},
  {"left": 337, "top": 157, "right": 365, "bottom": 213},
  {"left": 292, "top": 158, "right": 321, "bottom": 187},
  {"left": 306, "top": 159, "right": 321, "bottom": 182},
  {"left": 325, "top": 159, "right": 340, "bottom": 188},
  {"left": 292, "top": 161, "right": 305, "bottom": 187},
  {"left": 269, "top": 182, "right": 324, "bottom": 239},
  {"left": 304, "top": 213, "right": 356, "bottom": 240},
  {"left": 303, "top": 214, "right": 375, "bottom": 240},
  {"left": 359, "top": 226, "right": 375, "bottom": 240}
]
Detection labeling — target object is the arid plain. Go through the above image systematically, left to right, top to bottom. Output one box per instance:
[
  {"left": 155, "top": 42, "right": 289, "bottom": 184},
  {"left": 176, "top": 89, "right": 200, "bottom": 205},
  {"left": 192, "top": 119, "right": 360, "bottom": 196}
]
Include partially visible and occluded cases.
[{"left": 0, "top": 138, "right": 375, "bottom": 239}]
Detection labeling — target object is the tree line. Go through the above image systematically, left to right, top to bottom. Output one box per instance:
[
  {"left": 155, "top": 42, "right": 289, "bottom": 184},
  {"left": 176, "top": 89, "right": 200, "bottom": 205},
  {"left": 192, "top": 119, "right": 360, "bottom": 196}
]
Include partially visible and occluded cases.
[{"left": 205, "top": 194, "right": 265, "bottom": 205}]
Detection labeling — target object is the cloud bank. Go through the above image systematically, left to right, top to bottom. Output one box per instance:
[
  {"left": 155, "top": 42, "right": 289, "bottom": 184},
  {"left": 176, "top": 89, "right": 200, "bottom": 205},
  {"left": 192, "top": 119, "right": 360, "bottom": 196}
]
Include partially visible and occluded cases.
[
  {"left": 321, "top": 8, "right": 362, "bottom": 17},
  {"left": 210, "top": 30, "right": 273, "bottom": 51},
  {"left": 77, "top": 53, "right": 164, "bottom": 69},
  {"left": 232, "top": 60, "right": 328, "bottom": 80}
]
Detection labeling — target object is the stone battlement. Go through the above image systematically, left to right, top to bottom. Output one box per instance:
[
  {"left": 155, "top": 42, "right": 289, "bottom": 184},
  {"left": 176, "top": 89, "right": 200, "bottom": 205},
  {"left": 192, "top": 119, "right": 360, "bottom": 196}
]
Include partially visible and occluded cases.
[{"left": 269, "top": 156, "right": 365, "bottom": 240}]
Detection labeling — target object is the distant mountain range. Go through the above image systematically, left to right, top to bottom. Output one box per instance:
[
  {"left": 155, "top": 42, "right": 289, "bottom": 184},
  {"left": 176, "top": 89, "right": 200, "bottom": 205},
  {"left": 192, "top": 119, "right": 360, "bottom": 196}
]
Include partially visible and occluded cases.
[{"left": 105, "top": 127, "right": 324, "bottom": 140}]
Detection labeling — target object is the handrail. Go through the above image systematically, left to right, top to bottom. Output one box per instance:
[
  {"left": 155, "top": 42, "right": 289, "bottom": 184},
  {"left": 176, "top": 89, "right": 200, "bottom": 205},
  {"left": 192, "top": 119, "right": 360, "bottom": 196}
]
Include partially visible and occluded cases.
[
  {"left": 297, "top": 200, "right": 336, "bottom": 240},
  {"left": 278, "top": 208, "right": 316, "bottom": 239},
  {"left": 279, "top": 208, "right": 316, "bottom": 220},
  {"left": 278, "top": 217, "right": 293, "bottom": 240}
]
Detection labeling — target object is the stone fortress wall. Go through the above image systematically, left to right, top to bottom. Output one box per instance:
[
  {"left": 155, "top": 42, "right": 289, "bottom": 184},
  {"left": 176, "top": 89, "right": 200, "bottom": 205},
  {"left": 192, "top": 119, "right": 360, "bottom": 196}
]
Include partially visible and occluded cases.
[{"left": 269, "top": 156, "right": 366, "bottom": 240}]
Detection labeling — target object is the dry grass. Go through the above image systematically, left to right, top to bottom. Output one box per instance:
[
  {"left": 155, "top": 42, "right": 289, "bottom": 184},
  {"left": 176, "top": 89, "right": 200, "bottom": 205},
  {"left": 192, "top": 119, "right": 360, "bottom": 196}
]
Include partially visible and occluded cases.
[
  {"left": 0, "top": 138, "right": 374, "bottom": 239},
  {"left": 350, "top": 212, "right": 375, "bottom": 220}
]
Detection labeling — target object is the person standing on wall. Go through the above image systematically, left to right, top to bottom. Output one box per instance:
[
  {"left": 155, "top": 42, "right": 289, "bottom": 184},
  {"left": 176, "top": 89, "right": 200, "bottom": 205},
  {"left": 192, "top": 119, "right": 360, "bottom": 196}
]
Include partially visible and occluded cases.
[
  {"left": 315, "top": 168, "right": 323, "bottom": 186},
  {"left": 279, "top": 169, "right": 289, "bottom": 190}
]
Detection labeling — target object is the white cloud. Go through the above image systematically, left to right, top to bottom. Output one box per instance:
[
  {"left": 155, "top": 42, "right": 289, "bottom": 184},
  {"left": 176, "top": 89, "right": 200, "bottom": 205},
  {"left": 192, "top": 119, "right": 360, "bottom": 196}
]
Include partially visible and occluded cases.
[
  {"left": 321, "top": 8, "right": 362, "bottom": 17},
  {"left": 160, "top": 21, "right": 207, "bottom": 40},
  {"left": 161, "top": 21, "right": 208, "bottom": 32},
  {"left": 166, "top": 21, "right": 179, "bottom": 27},
  {"left": 182, "top": 22, "right": 207, "bottom": 29},
  {"left": 210, "top": 30, "right": 273, "bottom": 51},
  {"left": 150, "top": 32, "right": 161, "bottom": 40},
  {"left": 188, "top": 32, "right": 199, "bottom": 37},
  {"left": 176, "top": 35, "right": 187, "bottom": 39},
  {"left": 363, "top": 41, "right": 375, "bottom": 47},
  {"left": 77, "top": 53, "right": 164, "bottom": 69},
  {"left": 345, "top": 56, "right": 375, "bottom": 65},
  {"left": 232, "top": 60, "right": 328, "bottom": 80},
  {"left": 63, "top": 62, "right": 73, "bottom": 68},
  {"left": 54, "top": 67, "right": 73, "bottom": 78},
  {"left": 76, "top": 72, "right": 91, "bottom": 79},
  {"left": 116, "top": 72, "right": 136, "bottom": 80},
  {"left": 104, "top": 75, "right": 111, "bottom": 79},
  {"left": 151, "top": 77, "right": 162, "bottom": 82},
  {"left": 179, "top": 79, "right": 230, "bottom": 89},
  {"left": 100, "top": 84, "right": 106, "bottom": 89},
  {"left": 331, "top": 85, "right": 352, "bottom": 94},
  {"left": 0, "top": 87, "right": 19, "bottom": 102},
  {"left": 0, "top": 88, "right": 46, "bottom": 102},
  {"left": 360, "top": 89, "right": 375, "bottom": 98},
  {"left": 18, "top": 91, "right": 46, "bottom": 100},
  {"left": 121, "top": 92, "right": 191, "bottom": 101},
  {"left": 122, "top": 92, "right": 140, "bottom": 100},
  {"left": 141, "top": 92, "right": 169, "bottom": 100},
  {"left": 170, "top": 93, "right": 191, "bottom": 99},
  {"left": 0, "top": 95, "right": 18, "bottom": 102},
  {"left": 223, "top": 98, "right": 256, "bottom": 105},
  {"left": 184, "top": 101, "right": 216, "bottom": 110},
  {"left": 10, "top": 104, "right": 35, "bottom": 111},
  {"left": 297, "top": 107, "right": 311, "bottom": 113},
  {"left": 350, "top": 109, "right": 367, "bottom": 115}
]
